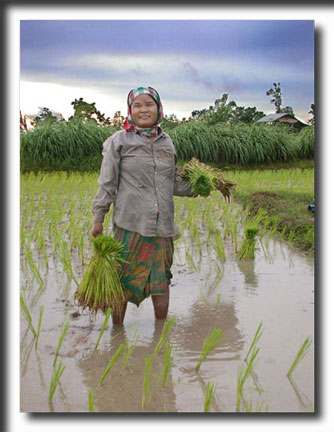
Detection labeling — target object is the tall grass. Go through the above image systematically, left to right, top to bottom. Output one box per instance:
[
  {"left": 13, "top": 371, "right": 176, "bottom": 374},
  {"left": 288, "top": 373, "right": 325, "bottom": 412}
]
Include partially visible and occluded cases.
[
  {"left": 20, "top": 119, "right": 118, "bottom": 171},
  {"left": 20, "top": 120, "right": 312, "bottom": 172},
  {"left": 169, "top": 122, "right": 299, "bottom": 165},
  {"left": 296, "top": 127, "right": 314, "bottom": 159}
]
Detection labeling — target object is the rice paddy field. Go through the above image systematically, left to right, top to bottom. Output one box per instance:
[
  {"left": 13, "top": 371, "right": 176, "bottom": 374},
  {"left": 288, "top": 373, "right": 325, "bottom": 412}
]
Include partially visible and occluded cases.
[{"left": 20, "top": 167, "right": 314, "bottom": 413}]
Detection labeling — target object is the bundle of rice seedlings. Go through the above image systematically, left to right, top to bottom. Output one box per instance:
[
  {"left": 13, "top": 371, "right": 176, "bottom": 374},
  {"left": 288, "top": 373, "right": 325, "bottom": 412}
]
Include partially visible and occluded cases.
[
  {"left": 180, "top": 157, "right": 236, "bottom": 200},
  {"left": 238, "top": 223, "right": 259, "bottom": 260},
  {"left": 74, "top": 235, "right": 126, "bottom": 315}
]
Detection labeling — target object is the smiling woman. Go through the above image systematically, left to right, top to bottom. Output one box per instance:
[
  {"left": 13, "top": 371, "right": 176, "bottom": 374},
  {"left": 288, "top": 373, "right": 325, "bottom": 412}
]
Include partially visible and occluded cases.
[{"left": 91, "top": 86, "right": 196, "bottom": 325}]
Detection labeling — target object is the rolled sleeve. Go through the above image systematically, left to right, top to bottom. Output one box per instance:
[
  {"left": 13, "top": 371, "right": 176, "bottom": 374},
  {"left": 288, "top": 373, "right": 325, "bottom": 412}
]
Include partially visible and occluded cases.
[{"left": 92, "top": 136, "right": 121, "bottom": 223}]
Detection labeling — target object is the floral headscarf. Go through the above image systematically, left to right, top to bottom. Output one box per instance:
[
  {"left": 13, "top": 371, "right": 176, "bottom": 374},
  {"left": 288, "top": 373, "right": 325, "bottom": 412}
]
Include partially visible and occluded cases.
[{"left": 123, "top": 86, "right": 164, "bottom": 138}]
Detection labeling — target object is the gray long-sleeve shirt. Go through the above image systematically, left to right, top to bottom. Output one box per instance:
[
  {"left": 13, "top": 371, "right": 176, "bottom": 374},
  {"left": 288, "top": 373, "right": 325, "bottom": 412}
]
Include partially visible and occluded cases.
[{"left": 92, "top": 129, "right": 194, "bottom": 237}]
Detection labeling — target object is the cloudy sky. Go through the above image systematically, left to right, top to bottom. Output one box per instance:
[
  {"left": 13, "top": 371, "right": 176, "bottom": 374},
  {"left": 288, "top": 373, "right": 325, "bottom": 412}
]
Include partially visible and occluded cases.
[{"left": 20, "top": 19, "right": 314, "bottom": 122}]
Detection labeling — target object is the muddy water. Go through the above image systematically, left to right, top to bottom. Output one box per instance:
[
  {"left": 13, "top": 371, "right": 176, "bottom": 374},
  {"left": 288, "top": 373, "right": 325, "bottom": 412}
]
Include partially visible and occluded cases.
[{"left": 20, "top": 233, "right": 314, "bottom": 413}]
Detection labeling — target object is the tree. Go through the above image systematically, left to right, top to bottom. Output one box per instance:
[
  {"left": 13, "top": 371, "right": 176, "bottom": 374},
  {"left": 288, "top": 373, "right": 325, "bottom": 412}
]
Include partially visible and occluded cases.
[
  {"left": 266, "top": 82, "right": 282, "bottom": 113},
  {"left": 69, "top": 98, "right": 112, "bottom": 126},
  {"left": 308, "top": 103, "right": 315, "bottom": 126},
  {"left": 231, "top": 106, "right": 265, "bottom": 124},
  {"left": 281, "top": 106, "right": 294, "bottom": 115},
  {"left": 33, "top": 107, "right": 60, "bottom": 127},
  {"left": 111, "top": 111, "right": 125, "bottom": 128},
  {"left": 162, "top": 113, "right": 180, "bottom": 129}
]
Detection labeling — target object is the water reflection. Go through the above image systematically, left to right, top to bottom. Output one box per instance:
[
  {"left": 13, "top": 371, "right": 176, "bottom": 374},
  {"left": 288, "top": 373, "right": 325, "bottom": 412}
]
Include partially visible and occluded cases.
[
  {"left": 235, "top": 258, "right": 259, "bottom": 292},
  {"left": 174, "top": 300, "right": 244, "bottom": 361},
  {"left": 77, "top": 319, "right": 177, "bottom": 412}
]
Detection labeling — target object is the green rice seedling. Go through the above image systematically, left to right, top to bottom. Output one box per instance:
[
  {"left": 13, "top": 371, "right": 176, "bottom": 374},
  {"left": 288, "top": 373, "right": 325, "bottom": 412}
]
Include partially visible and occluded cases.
[
  {"left": 238, "top": 223, "right": 259, "bottom": 260},
  {"left": 212, "top": 229, "right": 225, "bottom": 260},
  {"left": 75, "top": 235, "right": 126, "bottom": 315},
  {"left": 57, "top": 240, "right": 79, "bottom": 287},
  {"left": 185, "top": 250, "right": 197, "bottom": 272},
  {"left": 216, "top": 293, "right": 222, "bottom": 305},
  {"left": 20, "top": 294, "right": 36, "bottom": 338},
  {"left": 34, "top": 305, "right": 44, "bottom": 349},
  {"left": 94, "top": 307, "right": 112, "bottom": 351},
  {"left": 154, "top": 317, "right": 176, "bottom": 356},
  {"left": 54, "top": 318, "right": 70, "bottom": 366},
  {"left": 244, "top": 321, "right": 263, "bottom": 362},
  {"left": 195, "top": 327, "right": 223, "bottom": 372},
  {"left": 122, "top": 329, "right": 141, "bottom": 369},
  {"left": 287, "top": 336, "right": 312, "bottom": 377},
  {"left": 162, "top": 342, "right": 173, "bottom": 388},
  {"left": 99, "top": 343, "right": 126, "bottom": 385},
  {"left": 236, "top": 344, "right": 260, "bottom": 412},
  {"left": 141, "top": 354, "right": 153, "bottom": 408},
  {"left": 48, "top": 359, "right": 66, "bottom": 403},
  {"left": 204, "top": 381, "right": 217, "bottom": 412},
  {"left": 88, "top": 390, "right": 95, "bottom": 412},
  {"left": 244, "top": 399, "right": 269, "bottom": 412}
]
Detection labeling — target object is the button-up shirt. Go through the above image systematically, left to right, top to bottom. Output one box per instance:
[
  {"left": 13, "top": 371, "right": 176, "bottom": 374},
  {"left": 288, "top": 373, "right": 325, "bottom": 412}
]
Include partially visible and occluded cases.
[{"left": 92, "top": 129, "right": 194, "bottom": 237}]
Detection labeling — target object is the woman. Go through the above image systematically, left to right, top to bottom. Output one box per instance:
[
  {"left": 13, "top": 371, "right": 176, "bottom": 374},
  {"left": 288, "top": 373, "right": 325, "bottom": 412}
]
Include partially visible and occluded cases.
[{"left": 91, "top": 86, "right": 194, "bottom": 324}]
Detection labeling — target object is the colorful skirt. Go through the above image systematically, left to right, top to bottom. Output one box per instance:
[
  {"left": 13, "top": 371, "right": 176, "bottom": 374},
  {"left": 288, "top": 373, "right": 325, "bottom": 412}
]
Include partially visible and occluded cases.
[{"left": 113, "top": 225, "right": 174, "bottom": 306}]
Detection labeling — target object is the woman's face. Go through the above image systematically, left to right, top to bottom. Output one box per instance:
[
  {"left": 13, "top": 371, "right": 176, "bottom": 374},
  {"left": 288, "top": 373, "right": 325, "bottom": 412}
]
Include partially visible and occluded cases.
[{"left": 131, "top": 94, "right": 158, "bottom": 128}]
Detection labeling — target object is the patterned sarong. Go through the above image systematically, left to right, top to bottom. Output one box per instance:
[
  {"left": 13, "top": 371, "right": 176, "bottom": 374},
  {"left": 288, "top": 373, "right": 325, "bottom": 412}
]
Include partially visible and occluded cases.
[{"left": 113, "top": 225, "right": 174, "bottom": 306}]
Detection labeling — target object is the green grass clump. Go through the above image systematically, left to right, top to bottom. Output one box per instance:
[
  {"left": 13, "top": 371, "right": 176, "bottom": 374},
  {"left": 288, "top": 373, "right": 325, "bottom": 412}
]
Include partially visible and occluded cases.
[
  {"left": 238, "top": 223, "right": 260, "bottom": 260},
  {"left": 75, "top": 235, "right": 126, "bottom": 314},
  {"left": 195, "top": 327, "right": 223, "bottom": 372}
]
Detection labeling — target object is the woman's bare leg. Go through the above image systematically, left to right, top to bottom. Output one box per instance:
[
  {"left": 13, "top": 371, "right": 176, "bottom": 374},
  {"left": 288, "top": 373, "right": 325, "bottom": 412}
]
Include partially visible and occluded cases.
[
  {"left": 151, "top": 286, "right": 169, "bottom": 320},
  {"left": 111, "top": 301, "right": 128, "bottom": 325}
]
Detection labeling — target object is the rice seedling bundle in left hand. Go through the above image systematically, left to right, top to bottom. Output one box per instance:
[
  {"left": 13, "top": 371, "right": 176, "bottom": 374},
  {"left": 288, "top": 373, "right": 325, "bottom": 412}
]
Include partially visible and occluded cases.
[
  {"left": 180, "top": 157, "right": 236, "bottom": 200},
  {"left": 75, "top": 235, "right": 126, "bottom": 315}
]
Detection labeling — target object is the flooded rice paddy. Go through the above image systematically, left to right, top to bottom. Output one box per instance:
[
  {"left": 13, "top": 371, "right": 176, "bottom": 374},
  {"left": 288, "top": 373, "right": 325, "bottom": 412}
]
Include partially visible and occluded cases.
[{"left": 20, "top": 172, "right": 314, "bottom": 413}]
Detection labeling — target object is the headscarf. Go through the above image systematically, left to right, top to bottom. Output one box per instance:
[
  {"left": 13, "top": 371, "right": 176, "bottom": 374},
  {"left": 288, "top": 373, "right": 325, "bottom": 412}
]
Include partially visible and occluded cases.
[{"left": 123, "top": 86, "right": 164, "bottom": 138}]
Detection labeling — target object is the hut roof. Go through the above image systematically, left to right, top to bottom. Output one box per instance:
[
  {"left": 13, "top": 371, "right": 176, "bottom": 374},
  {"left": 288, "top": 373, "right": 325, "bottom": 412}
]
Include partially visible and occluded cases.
[{"left": 256, "top": 113, "right": 308, "bottom": 126}]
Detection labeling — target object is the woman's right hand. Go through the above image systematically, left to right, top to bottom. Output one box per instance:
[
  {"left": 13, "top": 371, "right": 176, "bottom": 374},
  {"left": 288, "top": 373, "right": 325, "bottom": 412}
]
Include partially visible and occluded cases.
[{"left": 91, "top": 222, "right": 103, "bottom": 238}]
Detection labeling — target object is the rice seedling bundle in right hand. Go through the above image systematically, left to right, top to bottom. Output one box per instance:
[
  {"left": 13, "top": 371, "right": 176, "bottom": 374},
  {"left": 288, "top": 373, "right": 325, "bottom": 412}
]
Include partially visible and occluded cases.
[
  {"left": 180, "top": 157, "right": 236, "bottom": 200},
  {"left": 75, "top": 235, "right": 126, "bottom": 315}
]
